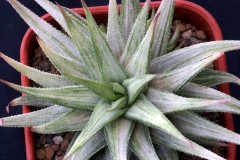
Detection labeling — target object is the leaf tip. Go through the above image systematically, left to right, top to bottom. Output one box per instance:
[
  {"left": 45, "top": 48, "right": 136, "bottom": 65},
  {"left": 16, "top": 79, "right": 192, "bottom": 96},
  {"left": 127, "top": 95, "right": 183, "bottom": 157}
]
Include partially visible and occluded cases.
[{"left": 0, "top": 119, "right": 3, "bottom": 127}]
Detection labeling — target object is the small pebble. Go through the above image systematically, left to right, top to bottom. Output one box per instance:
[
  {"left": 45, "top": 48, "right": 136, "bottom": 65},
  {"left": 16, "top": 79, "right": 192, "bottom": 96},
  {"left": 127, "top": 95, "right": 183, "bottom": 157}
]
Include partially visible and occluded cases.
[
  {"left": 177, "top": 23, "right": 187, "bottom": 32},
  {"left": 182, "top": 30, "right": 192, "bottom": 39},
  {"left": 195, "top": 30, "right": 206, "bottom": 40},
  {"left": 53, "top": 136, "right": 63, "bottom": 145},
  {"left": 61, "top": 139, "right": 70, "bottom": 152},
  {"left": 45, "top": 146, "right": 55, "bottom": 160},
  {"left": 36, "top": 149, "right": 46, "bottom": 159}
]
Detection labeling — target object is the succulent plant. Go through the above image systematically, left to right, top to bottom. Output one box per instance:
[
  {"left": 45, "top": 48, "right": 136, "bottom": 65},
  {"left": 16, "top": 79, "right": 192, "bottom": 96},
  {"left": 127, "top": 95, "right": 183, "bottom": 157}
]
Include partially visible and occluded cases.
[{"left": 2, "top": 0, "right": 240, "bottom": 159}]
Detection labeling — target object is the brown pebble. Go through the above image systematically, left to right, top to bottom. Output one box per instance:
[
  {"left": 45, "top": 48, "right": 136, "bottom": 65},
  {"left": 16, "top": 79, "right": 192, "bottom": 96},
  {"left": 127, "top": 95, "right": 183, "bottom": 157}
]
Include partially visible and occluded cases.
[
  {"left": 173, "top": 20, "right": 181, "bottom": 25},
  {"left": 177, "top": 23, "right": 187, "bottom": 32},
  {"left": 185, "top": 23, "right": 192, "bottom": 30},
  {"left": 182, "top": 30, "right": 192, "bottom": 39},
  {"left": 195, "top": 30, "right": 206, "bottom": 40},
  {"left": 34, "top": 47, "right": 44, "bottom": 58},
  {"left": 32, "top": 57, "right": 42, "bottom": 66},
  {"left": 39, "top": 59, "right": 51, "bottom": 72},
  {"left": 64, "top": 132, "right": 75, "bottom": 141},
  {"left": 39, "top": 135, "right": 46, "bottom": 145},
  {"left": 35, "top": 139, "right": 41, "bottom": 149},
  {"left": 61, "top": 139, "right": 70, "bottom": 152},
  {"left": 52, "top": 144, "right": 60, "bottom": 151},
  {"left": 45, "top": 146, "right": 55, "bottom": 160},
  {"left": 211, "top": 147, "right": 221, "bottom": 155},
  {"left": 36, "top": 149, "right": 46, "bottom": 159},
  {"left": 56, "top": 150, "right": 63, "bottom": 156},
  {"left": 57, "top": 156, "right": 64, "bottom": 160}
]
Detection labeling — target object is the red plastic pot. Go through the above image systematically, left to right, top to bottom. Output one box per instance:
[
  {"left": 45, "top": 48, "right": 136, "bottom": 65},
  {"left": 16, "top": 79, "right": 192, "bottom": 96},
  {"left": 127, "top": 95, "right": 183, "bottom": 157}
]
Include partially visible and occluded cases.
[{"left": 20, "top": 1, "right": 235, "bottom": 160}]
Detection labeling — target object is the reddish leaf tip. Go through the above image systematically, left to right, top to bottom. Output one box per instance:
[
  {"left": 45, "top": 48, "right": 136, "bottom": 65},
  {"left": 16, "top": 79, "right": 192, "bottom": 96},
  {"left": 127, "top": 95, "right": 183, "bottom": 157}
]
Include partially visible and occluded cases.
[{"left": 0, "top": 119, "right": 3, "bottom": 126}]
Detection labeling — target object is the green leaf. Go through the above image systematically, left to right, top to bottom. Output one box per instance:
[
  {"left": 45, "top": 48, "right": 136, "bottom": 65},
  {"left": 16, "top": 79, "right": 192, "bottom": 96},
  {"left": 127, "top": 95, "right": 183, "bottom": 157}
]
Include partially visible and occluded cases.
[
  {"left": 8, "top": 0, "right": 82, "bottom": 62},
  {"left": 81, "top": 0, "right": 127, "bottom": 83},
  {"left": 107, "top": 0, "right": 126, "bottom": 58},
  {"left": 120, "top": 0, "right": 150, "bottom": 67},
  {"left": 120, "top": 0, "right": 140, "bottom": 39},
  {"left": 151, "top": 0, "right": 175, "bottom": 57},
  {"left": 58, "top": 5, "right": 101, "bottom": 80},
  {"left": 146, "top": 8, "right": 156, "bottom": 29},
  {"left": 125, "top": 11, "right": 159, "bottom": 77},
  {"left": 167, "top": 26, "right": 180, "bottom": 52},
  {"left": 37, "top": 38, "right": 88, "bottom": 79},
  {"left": 150, "top": 41, "right": 240, "bottom": 73},
  {"left": 0, "top": 52, "right": 72, "bottom": 87},
  {"left": 150, "top": 52, "right": 223, "bottom": 92},
  {"left": 191, "top": 69, "right": 240, "bottom": 87},
  {"left": 63, "top": 73, "right": 122, "bottom": 102},
  {"left": 122, "top": 74, "right": 155, "bottom": 105},
  {"left": 1, "top": 80, "right": 100, "bottom": 111},
  {"left": 178, "top": 83, "right": 240, "bottom": 114},
  {"left": 146, "top": 87, "right": 227, "bottom": 113},
  {"left": 124, "top": 94, "right": 190, "bottom": 145},
  {"left": 108, "top": 96, "right": 128, "bottom": 111},
  {"left": 65, "top": 100, "right": 128, "bottom": 158},
  {"left": 0, "top": 105, "right": 71, "bottom": 127},
  {"left": 32, "top": 110, "right": 91, "bottom": 134},
  {"left": 167, "top": 111, "right": 240, "bottom": 145},
  {"left": 105, "top": 118, "right": 135, "bottom": 160},
  {"left": 129, "top": 123, "right": 159, "bottom": 160},
  {"left": 151, "top": 128, "right": 225, "bottom": 160},
  {"left": 187, "top": 136, "right": 229, "bottom": 147},
  {"left": 154, "top": 145, "right": 179, "bottom": 160}
]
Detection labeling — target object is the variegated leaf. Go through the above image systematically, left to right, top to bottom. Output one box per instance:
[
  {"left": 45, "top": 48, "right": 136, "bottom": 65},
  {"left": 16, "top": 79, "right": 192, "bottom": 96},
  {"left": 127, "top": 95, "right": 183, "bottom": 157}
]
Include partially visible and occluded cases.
[
  {"left": 8, "top": 0, "right": 81, "bottom": 61},
  {"left": 81, "top": 0, "right": 127, "bottom": 83},
  {"left": 107, "top": 0, "right": 126, "bottom": 58},
  {"left": 120, "top": 0, "right": 150, "bottom": 67},
  {"left": 120, "top": 0, "right": 140, "bottom": 39},
  {"left": 151, "top": 0, "right": 174, "bottom": 58},
  {"left": 146, "top": 8, "right": 156, "bottom": 29},
  {"left": 125, "top": 11, "right": 159, "bottom": 77},
  {"left": 167, "top": 26, "right": 180, "bottom": 52},
  {"left": 150, "top": 41, "right": 240, "bottom": 73},
  {"left": 0, "top": 52, "right": 72, "bottom": 87},
  {"left": 150, "top": 52, "right": 222, "bottom": 92},
  {"left": 191, "top": 69, "right": 240, "bottom": 87},
  {"left": 122, "top": 74, "right": 155, "bottom": 105},
  {"left": 0, "top": 80, "right": 100, "bottom": 111},
  {"left": 178, "top": 83, "right": 240, "bottom": 114},
  {"left": 146, "top": 87, "right": 227, "bottom": 113},
  {"left": 124, "top": 94, "right": 190, "bottom": 145},
  {"left": 109, "top": 96, "right": 128, "bottom": 111},
  {"left": 65, "top": 100, "right": 128, "bottom": 158},
  {"left": 0, "top": 105, "right": 71, "bottom": 127},
  {"left": 32, "top": 110, "right": 91, "bottom": 134},
  {"left": 105, "top": 118, "right": 135, "bottom": 160},
  {"left": 129, "top": 123, "right": 159, "bottom": 160},
  {"left": 151, "top": 128, "right": 225, "bottom": 160},
  {"left": 187, "top": 136, "right": 229, "bottom": 147},
  {"left": 154, "top": 145, "right": 179, "bottom": 160}
]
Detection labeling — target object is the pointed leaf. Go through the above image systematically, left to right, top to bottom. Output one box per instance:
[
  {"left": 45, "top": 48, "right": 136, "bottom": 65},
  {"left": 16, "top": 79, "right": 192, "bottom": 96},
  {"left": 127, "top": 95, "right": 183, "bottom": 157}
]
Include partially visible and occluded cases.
[
  {"left": 8, "top": 0, "right": 81, "bottom": 61},
  {"left": 81, "top": 0, "right": 127, "bottom": 83},
  {"left": 107, "top": 0, "right": 126, "bottom": 58},
  {"left": 120, "top": 0, "right": 150, "bottom": 67},
  {"left": 151, "top": 0, "right": 175, "bottom": 58},
  {"left": 125, "top": 12, "right": 159, "bottom": 77},
  {"left": 167, "top": 26, "right": 180, "bottom": 52},
  {"left": 151, "top": 41, "right": 240, "bottom": 73},
  {"left": 0, "top": 52, "right": 72, "bottom": 87},
  {"left": 150, "top": 52, "right": 223, "bottom": 92},
  {"left": 191, "top": 69, "right": 240, "bottom": 87},
  {"left": 64, "top": 73, "right": 122, "bottom": 102},
  {"left": 122, "top": 74, "right": 155, "bottom": 105},
  {"left": 1, "top": 80, "right": 100, "bottom": 111},
  {"left": 146, "top": 87, "right": 227, "bottom": 113},
  {"left": 124, "top": 94, "right": 190, "bottom": 145},
  {"left": 108, "top": 96, "right": 128, "bottom": 111},
  {"left": 65, "top": 100, "right": 128, "bottom": 158},
  {"left": 0, "top": 105, "right": 71, "bottom": 127},
  {"left": 32, "top": 110, "right": 91, "bottom": 134},
  {"left": 105, "top": 118, "right": 135, "bottom": 160},
  {"left": 129, "top": 123, "right": 159, "bottom": 160},
  {"left": 151, "top": 128, "right": 225, "bottom": 160},
  {"left": 187, "top": 136, "right": 229, "bottom": 147},
  {"left": 154, "top": 145, "right": 179, "bottom": 160}
]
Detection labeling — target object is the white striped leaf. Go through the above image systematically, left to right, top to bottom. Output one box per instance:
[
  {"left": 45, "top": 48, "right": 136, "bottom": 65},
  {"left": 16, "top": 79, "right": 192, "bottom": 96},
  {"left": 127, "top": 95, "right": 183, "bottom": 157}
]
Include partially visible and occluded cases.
[
  {"left": 8, "top": 0, "right": 81, "bottom": 61},
  {"left": 81, "top": 0, "right": 127, "bottom": 83},
  {"left": 107, "top": 0, "right": 126, "bottom": 58},
  {"left": 120, "top": 0, "right": 150, "bottom": 67},
  {"left": 120, "top": 0, "right": 140, "bottom": 39},
  {"left": 151, "top": 0, "right": 175, "bottom": 58},
  {"left": 58, "top": 5, "right": 101, "bottom": 80},
  {"left": 146, "top": 8, "right": 156, "bottom": 29},
  {"left": 125, "top": 11, "right": 159, "bottom": 77},
  {"left": 167, "top": 26, "right": 180, "bottom": 52},
  {"left": 37, "top": 38, "right": 88, "bottom": 79},
  {"left": 150, "top": 41, "right": 240, "bottom": 73},
  {"left": 0, "top": 52, "right": 72, "bottom": 87},
  {"left": 150, "top": 52, "right": 222, "bottom": 92},
  {"left": 191, "top": 69, "right": 240, "bottom": 87},
  {"left": 64, "top": 73, "right": 123, "bottom": 102},
  {"left": 122, "top": 74, "right": 155, "bottom": 105},
  {"left": 1, "top": 80, "right": 100, "bottom": 111},
  {"left": 178, "top": 83, "right": 240, "bottom": 114},
  {"left": 146, "top": 87, "right": 227, "bottom": 113},
  {"left": 124, "top": 94, "right": 190, "bottom": 145},
  {"left": 108, "top": 96, "right": 128, "bottom": 111},
  {"left": 65, "top": 100, "right": 128, "bottom": 158},
  {"left": 0, "top": 105, "right": 71, "bottom": 127},
  {"left": 32, "top": 110, "right": 91, "bottom": 134},
  {"left": 168, "top": 111, "right": 240, "bottom": 145},
  {"left": 105, "top": 118, "right": 135, "bottom": 160},
  {"left": 129, "top": 123, "right": 159, "bottom": 160},
  {"left": 150, "top": 128, "right": 225, "bottom": 160},
  {"left": 187, "top": 136, "right": 229, "bottom": 147},
  {"left": 154, "top": 145, "right": 179, "bottom": 160},
  {"left": 105, "top": 147, "right": 113, "bottom": 160}
]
